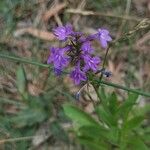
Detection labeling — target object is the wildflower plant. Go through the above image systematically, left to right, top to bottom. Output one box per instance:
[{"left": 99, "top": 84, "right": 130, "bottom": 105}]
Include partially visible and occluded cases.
[
  {"left": 0, "top": 1, "right": 150, "bottom": 149},
  {"left": 46, "top": 23, "right": 150, "bottom": 150},
  {"left": 47, "top": 23, "right": 112, "bottom": 85}
]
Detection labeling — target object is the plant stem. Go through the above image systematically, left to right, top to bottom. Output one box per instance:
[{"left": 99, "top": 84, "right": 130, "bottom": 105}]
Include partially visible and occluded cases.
[
  {"left": 99, "top": 46, "right": 110, "bottom": 82},
  {"left": 102, "top": 46, "right": 110, "bottom": 69},
  {"left": 0, "top": 53, "right": 150, "bottom": 97},
  {"left": 0, "top": 54, "right": 49, "bottom": 68},
  {"left": 95, "top": 80, "right": 150, "bottom": 97}
]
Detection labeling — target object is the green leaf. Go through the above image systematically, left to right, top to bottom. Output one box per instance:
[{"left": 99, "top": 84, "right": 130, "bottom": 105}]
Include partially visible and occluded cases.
[
  {"left": 0, "top": 0, "right": 6, "bottom": 12},
  {"left": 16, "top": 65, "right": 27, "bottom": 95},
  {"left": 98, "top": 86, "right": 108, "bottom": 109},
  {"left": 98, "top": 86, "right": 107, "bottom": 100},
  {"left": 108, "top": 92, "right": 118, "bottom": 115},
  {"left": 117, "top": 93, "right": 138, "bottom": 119},
  {"left": 63, "top": 104, "right": 99, "bottom": 128},
  {"left": 133, "top": 104, "right": 150, "bottom": 116},
  {"left": 96, "top": 105, "right": 117, "bottom": 127},
  {"left": 11, "top": 108, "right": 47, "bottom": 127},
  {"left": 124, "top": 116, "right": 144, "bottom": 131},
  {"left": 50, "top": 121, "right": 69, "bottom": 143},
  {"left": 79, "top": 125, "right": 107, "bottom": 139},
  {"left": 79, "top": 125, "right": 119, "bottom": 146},
  {"left": 127, "top": 136, "right": 149, "bottom": 150},
  {"left": 78, "top": 137, "right": 108, "bottom": 150}
]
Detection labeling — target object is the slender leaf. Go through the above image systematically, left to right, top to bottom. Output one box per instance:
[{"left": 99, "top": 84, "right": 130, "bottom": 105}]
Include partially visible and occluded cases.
[
  {"left": 16, "top": 65, "right": 27, "bottom": 95},
  {"left": 108, "top": 92, "right": 118, "bottom": 115},
  {"left": 117, "top": 93, "right": 138, "bottom": 119},
  {"left": 63, "top": 104, "right": 99, "bottom": 128},
  {"left": 96, "top": 105, "right": 117, "bottom": 127},
  {"left": 11, "top": 108, "right": 47, "bottom": 128},
  {"left": 124, "top": 116, "right": 144, "bottom": 131},
  {"left": 127, "top": 136, "right": 149, "bottom": 150},
  {"left": 78, "top": 137, "right": 108, "bottom": 150}
]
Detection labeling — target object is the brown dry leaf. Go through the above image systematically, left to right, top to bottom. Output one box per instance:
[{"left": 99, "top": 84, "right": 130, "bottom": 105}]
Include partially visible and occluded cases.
[
  {"left": 43, "top": 3, "right": 67, "bottom": 22},
  {"left": 14, "top": 27, "right": 55, "bottom": 41},
  {"left": 135, "top": 32, "right": 150, "bottom": 52},
  {"left": 0, "top": 38, "right": 32, "bottom": 50},
  {"left": 143, "top": 62, "right": 150, "bottom": 76},
  {"left": 28, "top": 83, "right": 43, "bottom": 96},
  {"left": 84, "top": 84, "right": 98, "bottom": 101},
  {"left": 84, "top": 102, "right": 94, "bottom": 113},
  {"left": 4, "top": 105, "right": 19, "bottom": 114},
  {"left": 32, "top": 123, "right": 51, "bottom": 148}
]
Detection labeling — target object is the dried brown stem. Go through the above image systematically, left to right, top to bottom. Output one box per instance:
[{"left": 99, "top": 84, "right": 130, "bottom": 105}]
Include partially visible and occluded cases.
[{"left": 66, "top": 9, "right": 146, "bottom": 22}]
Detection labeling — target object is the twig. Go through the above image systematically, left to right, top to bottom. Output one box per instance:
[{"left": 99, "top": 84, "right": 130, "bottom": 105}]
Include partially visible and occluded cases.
[
  {"left": 116, "top": 0, "right": 131, "bottom": 39},
  {"left": 43, "top": 2, "right": 67, "bottom": 21},
  {"left": 66, "top": 9, "right": 145, "bottom": 22},
  {"left": 99, "top": 45, "right": 110, "bottom": 82},
  {"left": 0, "top": 54, "right": 49, "bottom": 68},
  {"left": 0, "top": 135, "right": 43, "bottom": 144}
]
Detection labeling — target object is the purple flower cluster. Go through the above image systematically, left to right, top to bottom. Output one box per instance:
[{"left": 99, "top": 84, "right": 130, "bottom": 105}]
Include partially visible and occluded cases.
[{"left": 47, "top": 23, "right": 112, "bottom": 85}]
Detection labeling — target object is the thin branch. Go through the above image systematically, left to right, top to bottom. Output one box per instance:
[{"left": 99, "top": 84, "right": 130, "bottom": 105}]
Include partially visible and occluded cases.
[
  {"left": 66, "top": 9, "right": 145, "bottom": 22},
  {"left": 0, "top": 54, "right": 150, "bottom": 97},
  {"left": 0, "top": 54, "right": 49, "bottom": 68},
  {"left": 95, "top": 80, "right": 150, "bottom": 98},
  {"left": 0, "top": 135, "right": 42, "bottom": 144}
]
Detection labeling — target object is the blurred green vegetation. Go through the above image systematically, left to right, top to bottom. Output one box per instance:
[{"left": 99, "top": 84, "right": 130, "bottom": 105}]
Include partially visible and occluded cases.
[
  {"left": 0, "top": 0, "right": 150, "bottom": 149},
  {"left": 64, "top": 90, "right": 150, "bottom": 150}
]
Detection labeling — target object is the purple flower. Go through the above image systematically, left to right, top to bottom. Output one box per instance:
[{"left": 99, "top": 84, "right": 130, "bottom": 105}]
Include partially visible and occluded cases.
[
  {"left": 48, "top": 23, "right": 112, "bottom": 85},
  {"left": 53, "top": 24, "right": 73, "bottom": 41},
  {"left": 94, "top": 29, "right": 112, "bottom": 48},
  {"left": 72, "top": 31, "right": 83, "bottom": 37},
  {"left": 81, "top": 41, "right": 94, "bottom": 53},
  {"left": 47, "top": 46, "right": 71, "bottom": 74},
  {"left": 83, "top": 55, "right": 101, "bottom": 72},
  {"left": 70, "top": 63, "right": 87, "bottom": 85},
  {"left": 54, "top": 68, "right": 62, "bottom": 76}
]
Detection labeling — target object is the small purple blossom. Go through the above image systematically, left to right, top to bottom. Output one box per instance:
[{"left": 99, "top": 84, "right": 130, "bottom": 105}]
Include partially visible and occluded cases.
[
  {"left": 48, "top": 23, "right": 112, "bottom": 85},
  {"left": 53, "top": 24, "right": 73, "bottom": 41},
  {"left": 94, "top": 29, "right": 112, "bottom": 48},
  {"left": 81, "top": 41, "right": 94, "bottom": 53},
  {"left": 47, "top": 46, "right": 71, "bottom": 74},
  {"left": 83, "top": 55, "right": 101, "bottom": 72},
  {"left": 70, "top": 63, "right": 87, "bottom": 85},
  {"left": 54, "top": 67, "right": 62, "bottom": 75},
  {"left": 97, "top": 68, "right": 112, "bottom": 77}
]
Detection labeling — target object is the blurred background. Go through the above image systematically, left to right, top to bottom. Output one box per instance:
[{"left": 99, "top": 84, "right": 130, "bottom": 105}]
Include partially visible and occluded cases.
[{"left": 0, "top": 0, "right": 150, "bottom": 149}]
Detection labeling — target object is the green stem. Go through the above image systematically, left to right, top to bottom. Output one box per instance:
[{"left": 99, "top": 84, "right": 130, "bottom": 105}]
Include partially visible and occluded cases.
[
  {"left": 98, "top": 45, "right": 110, "bottom": 87},
  {"left": 102, "top": 46, "right": 110, "bottom": 69},
  {"left": 0, "top": 53, "right": 150, "bottom": 97},
  {"left": 0, "top": 54, "right": 49, "bottom": 68},
  {"left": 95, "top": 80, "right": 150, "bottom": 97}
]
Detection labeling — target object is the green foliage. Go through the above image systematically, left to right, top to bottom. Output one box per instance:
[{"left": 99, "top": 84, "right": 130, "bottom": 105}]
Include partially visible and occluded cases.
[
  {"left": 0, "top": 0, "right": 150, "bottom": 149},
  {"left": 0, "top": 64, "right": 68, "bottom": 149},
  {"left": 16, "top": 65, "right": 27, "bottom": 97},
  {"left": 64, "top": 89, "right": 149, "bottom": 149},
  {"left": 63, "top": 104, "right": 99, "bottom": 129}
]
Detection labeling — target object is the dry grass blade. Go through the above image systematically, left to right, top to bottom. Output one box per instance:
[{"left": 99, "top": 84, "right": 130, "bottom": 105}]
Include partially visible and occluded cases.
[
  {"left": 43, "top": 2, "right": 67, "bottom": 22},
  {"left": 66, "top": 9, "right": 144, "bottom": 22},
  {"left": 14, "top": 27, "right": 55, "bottom": 41},
  {"left": 135, "top": 32, "right": 150, "bottom": 51},
  {"left": 0, "top": 136, "right": 44, "bottom": 144}
]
